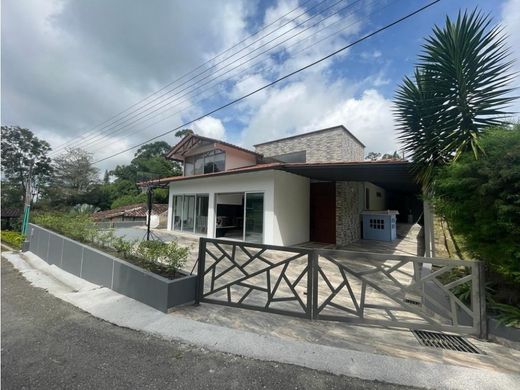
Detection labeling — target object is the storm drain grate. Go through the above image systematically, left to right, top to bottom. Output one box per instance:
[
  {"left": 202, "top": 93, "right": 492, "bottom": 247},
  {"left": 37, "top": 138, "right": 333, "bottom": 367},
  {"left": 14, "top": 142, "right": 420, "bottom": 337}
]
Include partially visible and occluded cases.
[{"left": 411, "top": 330, "right": 482, "bottom": 354}]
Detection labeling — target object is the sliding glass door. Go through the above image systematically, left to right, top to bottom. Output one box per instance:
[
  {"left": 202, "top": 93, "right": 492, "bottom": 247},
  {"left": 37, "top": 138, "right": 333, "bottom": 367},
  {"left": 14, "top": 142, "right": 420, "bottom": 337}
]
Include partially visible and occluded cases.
[
  {"left": 215, "top": 192, "right": 263, "bottom": 243},
  {"left": 244, "top": 193, "right": 264, "bottom": 244},
  {"left": 171, "top": 194, "right": 208, "bottom": 234},
  {"left": 172, "top": 195, "right": 183, "bottom": 231},
  {"left": 195, "top": 195, "right": 209, "bottom": 234}
]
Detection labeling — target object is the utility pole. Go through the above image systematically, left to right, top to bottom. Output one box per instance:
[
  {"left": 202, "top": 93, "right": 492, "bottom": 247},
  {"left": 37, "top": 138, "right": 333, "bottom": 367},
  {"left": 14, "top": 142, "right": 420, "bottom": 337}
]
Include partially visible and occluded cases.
[
  {"left": 21, "top": 165, "right": 32, "bottom": 235},
  {"left": 146, "top": 185, "right": 153, "bottom": 241}
]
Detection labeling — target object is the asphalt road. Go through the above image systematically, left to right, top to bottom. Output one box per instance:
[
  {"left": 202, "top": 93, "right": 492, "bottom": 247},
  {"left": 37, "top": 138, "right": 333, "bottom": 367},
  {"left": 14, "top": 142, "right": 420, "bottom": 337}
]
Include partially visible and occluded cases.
[{"left": 1, "top": 258, "right": 417, "bottom": 390}]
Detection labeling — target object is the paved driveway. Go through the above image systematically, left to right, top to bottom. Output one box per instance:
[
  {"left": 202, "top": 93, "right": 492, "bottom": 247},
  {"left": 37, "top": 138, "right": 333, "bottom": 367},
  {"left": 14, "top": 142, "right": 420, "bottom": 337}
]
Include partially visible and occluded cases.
[{"left": 1, "top": 258, "right": 415, "bottom": 390}]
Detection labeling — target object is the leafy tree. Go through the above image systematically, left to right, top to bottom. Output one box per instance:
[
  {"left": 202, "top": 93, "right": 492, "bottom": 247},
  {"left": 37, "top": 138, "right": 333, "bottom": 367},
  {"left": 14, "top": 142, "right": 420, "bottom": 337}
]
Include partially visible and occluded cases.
[
  {"left": 395, "top": 10, "right": 516, "bottom": 186},
  {"left": 1, "top": 126, "right": 53, "bottom": 207},
  {"left": 432, "top": 126, "right": 520, "bottom": 299},
  {"left": 174, "top": 128, "right": 194, "bottom": 138},
  {"left": 111, "top": 141, "right": 181, "bottom": 183},
  {"left": 134, "top": 141, "right": 171, "bottom": 159},
  {"left": 52, "top": 147, "right": 99, "bottom": 194},
  {"left": 381, "top": 151, "right": 402, "bottom": 160},
  {"left": 365, "top": 152, "right": 381, "bottom": 161},
  {"left": 103, "top": 170, "right": 110, "bottom": 184},
  {"left": 111, "top": 193, "right": 147, "bottom": 209}
]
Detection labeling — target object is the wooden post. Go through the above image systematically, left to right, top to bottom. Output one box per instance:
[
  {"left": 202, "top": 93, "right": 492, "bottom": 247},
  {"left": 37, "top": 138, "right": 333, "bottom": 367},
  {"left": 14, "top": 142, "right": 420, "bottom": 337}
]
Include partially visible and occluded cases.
[{"left": 472, "top": 261, "right": 488, "bottom": 339}]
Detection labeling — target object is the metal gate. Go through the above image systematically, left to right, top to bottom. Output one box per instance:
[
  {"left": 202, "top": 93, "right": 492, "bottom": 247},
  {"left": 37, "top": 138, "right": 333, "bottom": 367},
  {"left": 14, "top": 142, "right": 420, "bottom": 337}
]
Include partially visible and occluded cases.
[
  {"left": 196, "top": 238, "right": 486, "bottom": 337},
  {"left": 196, "top": 238, "right": 314, "bottom": 318}
]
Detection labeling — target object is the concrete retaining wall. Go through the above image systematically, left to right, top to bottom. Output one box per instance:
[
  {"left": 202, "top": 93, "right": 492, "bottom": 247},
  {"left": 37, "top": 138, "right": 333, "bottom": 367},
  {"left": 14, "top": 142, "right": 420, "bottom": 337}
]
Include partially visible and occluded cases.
[{"left": 27, "top": 224, "right": 197, "bottom": 312}]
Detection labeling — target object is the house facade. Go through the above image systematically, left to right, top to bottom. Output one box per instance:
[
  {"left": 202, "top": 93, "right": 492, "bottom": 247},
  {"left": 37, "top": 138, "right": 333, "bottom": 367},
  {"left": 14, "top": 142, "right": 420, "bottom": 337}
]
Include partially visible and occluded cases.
[{"left": 156, "top": 125, "right": 420, "bottom": 247}]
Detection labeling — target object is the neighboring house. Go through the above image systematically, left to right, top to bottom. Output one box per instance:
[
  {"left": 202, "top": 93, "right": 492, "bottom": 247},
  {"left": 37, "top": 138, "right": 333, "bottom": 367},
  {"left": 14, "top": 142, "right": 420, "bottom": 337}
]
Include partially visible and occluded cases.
[
  {"left": 147, "top": 125, "right": 422, "bottom": 246},
  {"left": 92, "top": 204, "right": 168, "bottom": 227},
  {"left": 1, "top": 208, "right": 21, "bottom": 230}
]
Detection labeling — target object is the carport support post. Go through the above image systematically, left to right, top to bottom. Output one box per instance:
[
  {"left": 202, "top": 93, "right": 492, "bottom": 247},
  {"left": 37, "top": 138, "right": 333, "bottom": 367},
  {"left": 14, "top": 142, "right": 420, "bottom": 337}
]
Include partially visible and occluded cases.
[
  {"left": 423, "top": 198, "right": 435, "bottom": 258},
  {"left": 473, "top": 261, "right": 488, "bottom": 339}
]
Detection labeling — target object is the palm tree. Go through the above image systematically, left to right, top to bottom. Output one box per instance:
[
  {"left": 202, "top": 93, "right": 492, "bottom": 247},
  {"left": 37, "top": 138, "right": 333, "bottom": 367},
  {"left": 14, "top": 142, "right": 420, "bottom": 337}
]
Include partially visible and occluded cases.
[{"left": 394, "top": 9, "right": 516, "bottom": 187}]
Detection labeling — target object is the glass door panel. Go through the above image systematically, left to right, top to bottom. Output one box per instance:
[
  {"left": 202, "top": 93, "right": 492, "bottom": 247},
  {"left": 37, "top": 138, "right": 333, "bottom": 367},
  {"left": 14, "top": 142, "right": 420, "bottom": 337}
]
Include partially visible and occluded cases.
[
  {"left": 244, "top": 193, "right": 263, "bottom": 243},
  {"left": 173, "top": 195, "right": 183, "bottom": 231},
  {"left": 182, "top": 195, "right": 195, "bottom": 231},
  {"left": 195, "top": 195, "right": 209, "bottom": 234}
]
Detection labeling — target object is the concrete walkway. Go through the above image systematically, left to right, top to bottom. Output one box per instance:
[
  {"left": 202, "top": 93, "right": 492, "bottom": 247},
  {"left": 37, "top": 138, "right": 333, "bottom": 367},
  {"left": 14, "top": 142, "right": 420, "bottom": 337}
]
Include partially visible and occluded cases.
[{"left": 3, "top": 250, "right": 520, "bottom": 390}]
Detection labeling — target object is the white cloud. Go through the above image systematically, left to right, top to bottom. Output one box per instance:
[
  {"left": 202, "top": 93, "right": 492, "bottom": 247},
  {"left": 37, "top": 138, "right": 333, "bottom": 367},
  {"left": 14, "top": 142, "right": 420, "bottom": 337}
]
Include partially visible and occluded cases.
[
  {"left": 2, "top": 0, "right": 249, "bottom": 168},
  {"left": 238, "top": 69, "right": 397, "bottom": 155},
  {"left": 309, "top": 89, "right": 396, "bottom": 155},
  {"left": 192, "top": 116, "right": 226, "bottom": 140}
]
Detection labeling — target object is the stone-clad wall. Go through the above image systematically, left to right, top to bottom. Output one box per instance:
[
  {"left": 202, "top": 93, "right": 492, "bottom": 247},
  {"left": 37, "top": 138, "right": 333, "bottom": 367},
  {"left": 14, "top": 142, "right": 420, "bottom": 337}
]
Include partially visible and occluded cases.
[
  {"left": 255, "top": 127, "right": 364, "bottom": 163},
  {"left": 336, "top": 181, "right": 364, "bottom": 246}
]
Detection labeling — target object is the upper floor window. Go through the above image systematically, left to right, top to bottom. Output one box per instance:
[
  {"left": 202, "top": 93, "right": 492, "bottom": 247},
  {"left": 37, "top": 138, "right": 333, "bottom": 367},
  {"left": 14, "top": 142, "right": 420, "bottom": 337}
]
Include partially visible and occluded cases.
[{"left": 185, "top": 149, "right": 225, "bottom": 176}]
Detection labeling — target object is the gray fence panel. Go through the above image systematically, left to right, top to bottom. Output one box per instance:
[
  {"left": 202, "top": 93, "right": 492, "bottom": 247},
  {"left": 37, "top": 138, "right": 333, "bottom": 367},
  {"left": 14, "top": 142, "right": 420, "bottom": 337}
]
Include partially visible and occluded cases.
[
  {"left": 28, "top": 226, "right": 39, "bottom": 254},
  {"left": 35, "top": 229, "right": 50, "bottom": 262},
  {"left": 47, "top": 234, "right": 64, "bottom": 265},
  {"left": 61, "top": 240, "right": 83, "bottom": 276},
  {"left": 81, "top": 248, "right": 114, "bottom": 287},
  {"left": 112, "top": 261, "right": 168, "bottom": 312}
]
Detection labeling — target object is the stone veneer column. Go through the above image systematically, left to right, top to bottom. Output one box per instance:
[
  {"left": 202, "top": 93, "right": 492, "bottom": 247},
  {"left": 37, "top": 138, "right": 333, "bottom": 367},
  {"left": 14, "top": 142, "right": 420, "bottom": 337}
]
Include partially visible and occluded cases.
[{"left": 336, "top": 181, "right": 363, "bottom": 246}]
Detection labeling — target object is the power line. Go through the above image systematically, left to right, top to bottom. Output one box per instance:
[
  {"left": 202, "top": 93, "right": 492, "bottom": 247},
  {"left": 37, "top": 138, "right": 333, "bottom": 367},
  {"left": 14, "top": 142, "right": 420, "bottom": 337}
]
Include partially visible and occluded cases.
[
  {"left": 49, "top": 0, "right": 328, "bottom": 155},
  {"left": 51, "top": 0, "right": 349, "bottom": 156},
  {"left": 57, "top": 0, "right": 364, "bottom": 154},
  {"left": 77, "top": 0, "right": 386, "bottom": 155},
  {"left": 93, "top": 0, "right": 441, "bottom": 165}
]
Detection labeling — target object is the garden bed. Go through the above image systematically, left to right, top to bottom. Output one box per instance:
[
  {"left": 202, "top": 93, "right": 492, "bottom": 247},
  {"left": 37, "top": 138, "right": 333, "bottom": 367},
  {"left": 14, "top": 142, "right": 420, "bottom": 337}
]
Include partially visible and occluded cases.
[{"left": 26, "top": 223, "right": 197, "bottom": 312}]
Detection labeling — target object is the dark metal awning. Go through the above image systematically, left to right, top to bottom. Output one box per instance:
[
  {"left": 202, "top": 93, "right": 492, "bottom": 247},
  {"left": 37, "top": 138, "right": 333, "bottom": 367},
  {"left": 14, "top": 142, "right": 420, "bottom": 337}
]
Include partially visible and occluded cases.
[{"left": 281, "top": 161, "right": 420, "bottom": 193}]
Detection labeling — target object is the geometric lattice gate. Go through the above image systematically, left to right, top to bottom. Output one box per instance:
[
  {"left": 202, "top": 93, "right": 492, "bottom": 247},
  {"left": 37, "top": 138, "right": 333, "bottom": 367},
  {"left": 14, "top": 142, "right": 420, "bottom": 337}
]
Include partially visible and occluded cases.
[
  {"left": 197, "top": 238, "right": 486, "bottom": 338},
  {"left": 197, "top": 238, "right": 314, "bottom": 319},
  {"left": 313, "top": 249, "right": 486, "bottom": 337}
]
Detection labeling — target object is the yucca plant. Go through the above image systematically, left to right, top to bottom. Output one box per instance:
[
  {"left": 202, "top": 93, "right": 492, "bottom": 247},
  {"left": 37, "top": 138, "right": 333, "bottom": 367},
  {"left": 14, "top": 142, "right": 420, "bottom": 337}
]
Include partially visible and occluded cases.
[{"left": 395, "top": 9, "right": 516, "bottom": 187}]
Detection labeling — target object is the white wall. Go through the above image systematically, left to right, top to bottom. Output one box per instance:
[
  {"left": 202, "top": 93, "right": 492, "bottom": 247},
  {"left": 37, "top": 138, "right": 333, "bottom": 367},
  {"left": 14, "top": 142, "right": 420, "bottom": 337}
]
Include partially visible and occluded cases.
[
  {"left": 166, "top": 169, "right": 310, "bottom": 246},
  {"left": 167, "top": 170, "right": 275, "bottom": 244},
  {"left": 273, "top": 171, "right": 310, "bottom": 245},
  {"left": 364, "top": 182, "right": 387, "bottom": 210}
]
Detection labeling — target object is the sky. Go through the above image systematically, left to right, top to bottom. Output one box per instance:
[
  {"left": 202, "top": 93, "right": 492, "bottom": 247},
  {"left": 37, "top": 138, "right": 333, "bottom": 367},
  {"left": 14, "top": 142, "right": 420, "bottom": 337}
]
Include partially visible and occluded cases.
[{"left": 2, "top": 0, "right": 519, "bottom": 173}]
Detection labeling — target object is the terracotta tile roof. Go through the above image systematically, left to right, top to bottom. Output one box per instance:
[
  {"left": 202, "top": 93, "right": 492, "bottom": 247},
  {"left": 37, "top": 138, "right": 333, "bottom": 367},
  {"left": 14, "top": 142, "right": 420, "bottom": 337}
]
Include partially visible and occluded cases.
[
  {"left": 92, "top": 203, "right": 168, "bottom": 221},
  {"left": 125, "top": 204, "right": 168, "bottom": 217},
  {"left": 1, "top": 208, "right": 22, "bottom": 218}
]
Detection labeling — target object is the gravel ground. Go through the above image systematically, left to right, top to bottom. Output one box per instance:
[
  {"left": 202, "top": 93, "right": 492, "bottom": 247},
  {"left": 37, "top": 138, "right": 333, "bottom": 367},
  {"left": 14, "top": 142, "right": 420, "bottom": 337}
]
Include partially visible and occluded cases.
[{"left": 0, "top": 258, "right": 419, "bottom": 390}]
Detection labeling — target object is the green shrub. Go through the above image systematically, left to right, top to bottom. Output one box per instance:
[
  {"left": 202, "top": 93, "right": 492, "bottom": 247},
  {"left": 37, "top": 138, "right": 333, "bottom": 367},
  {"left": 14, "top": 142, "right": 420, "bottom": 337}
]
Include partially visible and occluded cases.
[
  {"left": 432, "top": 127, "right": 520, "bottom": 286},
  {"left": 32, "top": 211, "right": 188, "bottom": 277},
  {"left": 33, "top": 211, "right": 97, "bottom": 243},
  {"left": 95, "top": 229, "right": 116, "bottom": 249},
  {"left": 1, "top": 230, "right": 25, "bottom": 249},
  {"left": 112, "top": 236, "right": 137, "bottom": 258},
  {"left": 135, "top": 240, "right": 188, "bottom": 274},
  {"left": 136, "top": 240, "right": 166, "bottom": 264},
  {"left": 163, "top": 241, "right": 189, "bottom": 274},
  {"left": 492, "top": 303, "right": 520, "bottom": 328}
]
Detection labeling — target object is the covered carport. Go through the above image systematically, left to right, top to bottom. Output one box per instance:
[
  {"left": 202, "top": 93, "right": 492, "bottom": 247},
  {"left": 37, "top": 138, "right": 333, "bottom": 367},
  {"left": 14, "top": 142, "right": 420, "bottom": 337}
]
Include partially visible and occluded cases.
[{"left": 278, "top": 161, "right": 430, "bottom": 255}]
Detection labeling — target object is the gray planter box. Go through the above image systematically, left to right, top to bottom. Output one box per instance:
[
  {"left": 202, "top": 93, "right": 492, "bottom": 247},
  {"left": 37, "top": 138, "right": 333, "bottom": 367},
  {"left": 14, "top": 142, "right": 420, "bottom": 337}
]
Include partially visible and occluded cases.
[{"left": 26, "top": 224, "right": 197, "bottom": 312}]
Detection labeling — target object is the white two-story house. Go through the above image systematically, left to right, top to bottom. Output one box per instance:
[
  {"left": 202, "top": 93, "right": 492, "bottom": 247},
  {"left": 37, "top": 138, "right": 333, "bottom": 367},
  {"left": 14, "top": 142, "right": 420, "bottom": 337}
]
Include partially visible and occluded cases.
[{"left": 153, "top": 125, "right": 420, "bottom": 246}]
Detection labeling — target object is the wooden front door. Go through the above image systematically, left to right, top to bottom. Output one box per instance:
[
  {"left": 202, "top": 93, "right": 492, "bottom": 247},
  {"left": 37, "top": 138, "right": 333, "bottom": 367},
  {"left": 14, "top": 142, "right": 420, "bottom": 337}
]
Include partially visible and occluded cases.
[{"left": 310, "top": 182, "right": 336, "bottom": 244}]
